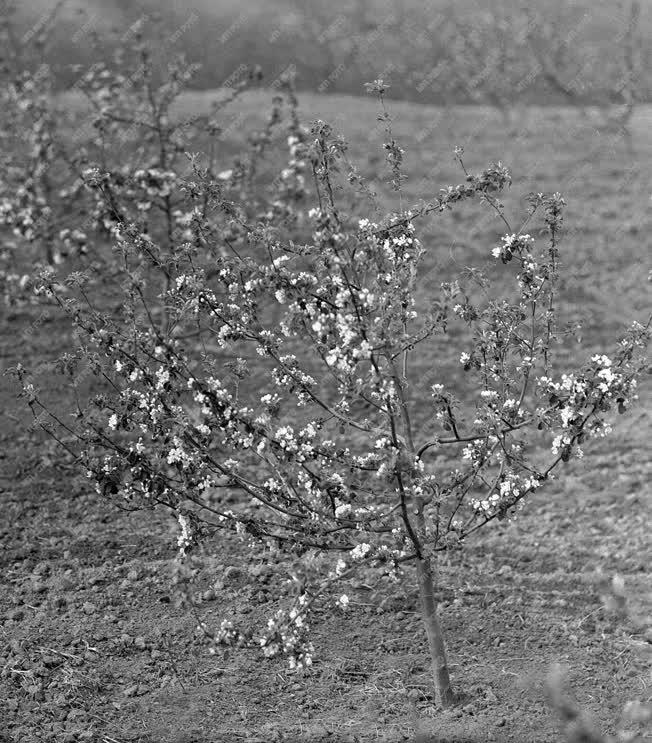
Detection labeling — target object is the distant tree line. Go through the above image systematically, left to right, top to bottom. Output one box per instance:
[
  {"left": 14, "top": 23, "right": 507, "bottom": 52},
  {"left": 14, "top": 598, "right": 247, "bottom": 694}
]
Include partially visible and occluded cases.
[{"left": 5, "top": 0, "right": 650, "bottom": 119}]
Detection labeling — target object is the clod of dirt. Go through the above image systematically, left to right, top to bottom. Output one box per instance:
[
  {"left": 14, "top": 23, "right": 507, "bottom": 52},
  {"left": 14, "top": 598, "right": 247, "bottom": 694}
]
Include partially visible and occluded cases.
[{"left": 221, "top": 565, "right": 245, "bottom": 588}]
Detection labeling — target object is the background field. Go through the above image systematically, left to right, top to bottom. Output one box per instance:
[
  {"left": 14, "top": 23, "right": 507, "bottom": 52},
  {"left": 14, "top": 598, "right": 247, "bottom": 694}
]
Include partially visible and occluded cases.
[
  {"left": 10, "top": 0, "right": 652, "bottom": 102},
  {"left": 1, "top": 86, "right": 651, "bottom": 742}
]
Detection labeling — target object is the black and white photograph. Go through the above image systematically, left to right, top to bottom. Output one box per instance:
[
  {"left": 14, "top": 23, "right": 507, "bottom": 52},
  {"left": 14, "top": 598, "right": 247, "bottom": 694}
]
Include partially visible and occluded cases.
[{"left": 1, "top": 1, "right": 651, "bottom": 741}]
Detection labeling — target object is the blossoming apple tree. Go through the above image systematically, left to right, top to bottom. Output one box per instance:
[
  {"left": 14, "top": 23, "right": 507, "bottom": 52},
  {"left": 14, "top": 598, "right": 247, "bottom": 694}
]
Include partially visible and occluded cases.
[{"left": 16, "top": 83, "right": 649, "bottom": 708}]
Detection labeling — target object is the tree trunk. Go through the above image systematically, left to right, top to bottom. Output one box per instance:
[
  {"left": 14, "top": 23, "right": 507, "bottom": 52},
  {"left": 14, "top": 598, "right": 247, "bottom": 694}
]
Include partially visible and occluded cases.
[{"left": 416, "top": 555, "right": 456, "bottom": 708}]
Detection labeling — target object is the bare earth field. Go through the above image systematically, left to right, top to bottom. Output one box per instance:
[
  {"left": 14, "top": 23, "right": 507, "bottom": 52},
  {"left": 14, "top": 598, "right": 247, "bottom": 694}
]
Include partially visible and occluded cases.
[{"left": 1, "top": 92, "right": 651, "bottom": 742}]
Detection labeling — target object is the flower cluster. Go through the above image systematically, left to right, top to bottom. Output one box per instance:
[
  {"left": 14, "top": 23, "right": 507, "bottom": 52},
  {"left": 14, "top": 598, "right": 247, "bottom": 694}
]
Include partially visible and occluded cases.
[
  {"left": 491, "top": 233, "right": 534, "bottom": 263},
  {"left": 537, "top": 349, "right": 642, "bottom": 461},
  {"left": 471, "top": 471, "right": 542, "bottom": 517},
  {"left": 259, "top": 594, "right": 314, "bottom": 669}
]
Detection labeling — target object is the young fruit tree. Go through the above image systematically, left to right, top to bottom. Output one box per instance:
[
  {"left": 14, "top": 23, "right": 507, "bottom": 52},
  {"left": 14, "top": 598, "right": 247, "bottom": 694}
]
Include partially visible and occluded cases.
[
  {"left": 523, "top": 1, "right": 646, "bottom": 146},
  {"left": 0, "top": 15, "right": 303, "bottom": 310},
  {"left": 16, "top": 81, "right": 650, "bottom": 709}
]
